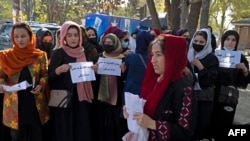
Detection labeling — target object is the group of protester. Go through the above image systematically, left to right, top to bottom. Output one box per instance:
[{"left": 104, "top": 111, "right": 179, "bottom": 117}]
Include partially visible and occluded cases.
[{"left": 0, "top": 20, "right": 249, "bottom": 141}]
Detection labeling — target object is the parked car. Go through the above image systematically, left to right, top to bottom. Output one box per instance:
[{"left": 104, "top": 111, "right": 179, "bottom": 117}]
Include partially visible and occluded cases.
[{"left": 0, "top": 20, "right": 61, "bottom": 50}]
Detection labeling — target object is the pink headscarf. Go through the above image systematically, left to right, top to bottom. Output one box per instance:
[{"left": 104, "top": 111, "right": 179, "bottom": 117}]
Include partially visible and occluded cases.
[{"left": 60, "top": 21, "right": 93, "bottom": 102}]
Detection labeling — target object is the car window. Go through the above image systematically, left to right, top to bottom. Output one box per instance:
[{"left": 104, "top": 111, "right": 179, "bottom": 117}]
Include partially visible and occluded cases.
[{"left": 0, "top": 21, "right": 60, "bottom": 50}]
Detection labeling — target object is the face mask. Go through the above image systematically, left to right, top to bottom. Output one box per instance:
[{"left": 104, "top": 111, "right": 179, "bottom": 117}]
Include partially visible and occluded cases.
[
  {"left": 88, "top": 38, "right": 97, "bottom": 44},
  {"left": 121, "top": 41, "right": 129, "bottom": 48},
  {"left": 41, "top": 42, "right": 53, "bottom": 50},
  {"left": 192, "top": 43, "right": 204, "bottom": 52},
  {"left": 103, "top": 44, "right": 115, "bottom": 53},
  {"left": 223, "top": 46, "right": 235, "bottom": 51}
]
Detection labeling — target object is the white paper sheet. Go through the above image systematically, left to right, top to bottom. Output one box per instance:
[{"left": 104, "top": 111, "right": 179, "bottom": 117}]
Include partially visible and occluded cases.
[
  {"left": 215, "top": 50, "right": 241, "bottom": 68},
  {"left": 97, "top": 57, "right": 122, "bottom": 76},
  {"left": 69, "top": 62, "right": 96, "bottom": 83},
  {"left": 1, "top": 81, "right": 32, "bottom": 92},
  {"left": 123, "top": 92, "right": 149, "bottom": 141},
  {"left": 125, "top": 92, "right": 146, "bottom": 133}
]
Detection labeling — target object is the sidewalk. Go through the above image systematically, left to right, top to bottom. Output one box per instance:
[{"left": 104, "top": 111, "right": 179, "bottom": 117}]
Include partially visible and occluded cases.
[
  {"left": 233, "top": 55, "right": 250, "bottom": 125},
  {"left": 233, "top": 82, "right": 250, "bottom": 125}
]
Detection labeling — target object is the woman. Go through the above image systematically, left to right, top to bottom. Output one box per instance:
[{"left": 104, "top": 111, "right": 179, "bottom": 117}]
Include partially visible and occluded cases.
[
  {"left": 48, "top": 21, "right": 93, "bottom": 141},
  {"left": 0, "top": 22, "right": 49, "bottom": 141},
  {"left": 80, "top": 26, "right": 99, "bottom": 61},
  {"left": 86, "top": 26, "right": 103, "bottom": 53},
  {"left": 36, "top": 27, "right": 54, "bottom": 59},
  {"left": 112, "top": 28, "right": 133, "bottom": 56},
  {"left": 176, "top": 28, "right": 190, "bottom": 42},
  {"left": 187, "top": 28, "right": 219, "bottom": 140},
  {"left": 53, "top": 29, "right": 61, "bottom": 50},
  {"left": 123, "top": 30, "right": 155, "bottom": 95},
  {"left": 212, "top": 30, "right": 249, "bottom": 140},
  {"left": 92, "top": 33, "right": 127, "bottom": 141},
  {"left": 123, "top": 34, "right": 197, "bottom": 141}
]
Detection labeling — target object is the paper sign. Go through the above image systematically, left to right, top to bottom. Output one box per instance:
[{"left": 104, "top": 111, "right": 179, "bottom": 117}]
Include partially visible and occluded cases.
[
  {"left": 215, "top": 50, "right": 241, "bottom": 68},
  {"left": 97, "top": 57, "right": 122, "bottom": 76},
  {"left": 69, "top": 62, "right": 96, "bottom": 83},
  {"left": 1, "top": 81, "right": 32, "bottom": 92},
  {"left": 125, "top": 92, "right": 146, "bottom": 133}
]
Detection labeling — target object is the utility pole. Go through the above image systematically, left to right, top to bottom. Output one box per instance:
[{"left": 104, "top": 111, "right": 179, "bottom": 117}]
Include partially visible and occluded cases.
[{"left": 12, "top": 0, "right": 22, "bottom": 23}]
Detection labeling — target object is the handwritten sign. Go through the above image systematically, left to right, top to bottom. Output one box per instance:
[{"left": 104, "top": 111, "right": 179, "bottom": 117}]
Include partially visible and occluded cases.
[
  {"left": 215, "top": 50, "right": 241, "bottom": 68},
  {"left": 97, "top": 57, "right": 122, "bottom": 76},
  {"left": 69, "top": 62, "right": 96, "bottom": 83},
  {"left": 1, "top": 81, "right": 32, "bottom": 92}
]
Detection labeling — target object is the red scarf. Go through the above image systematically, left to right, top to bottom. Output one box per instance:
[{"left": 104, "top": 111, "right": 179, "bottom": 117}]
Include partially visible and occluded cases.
[{"left": 140, "top": 34, "right": 188, "bottom": 117}]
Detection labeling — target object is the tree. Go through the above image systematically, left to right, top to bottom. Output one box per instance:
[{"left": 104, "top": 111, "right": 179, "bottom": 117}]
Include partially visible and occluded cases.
[
  {"left": 0, "top": 0, "right": 12, "bottom": 22},
  {"left": 12, "top": 0, "right": 21, "bottom": 23},
  {"left": 146, "top": 0, "right": 162, "bottom": 30},
  {"left": 165, "top": 0, "right": 181, "bottom": 30},
  {"left": 180, "top": 0, "right": 190, "bottom": 28},
  {"left": 186, "top": 0, "right": 202, "bottom": 35},
  {"left": 199, "top": 0, "right": 211, "bottom": 28}
]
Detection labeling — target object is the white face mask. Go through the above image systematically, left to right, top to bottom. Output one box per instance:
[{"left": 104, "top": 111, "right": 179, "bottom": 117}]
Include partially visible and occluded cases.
[
  {"left": 122, "top": 41, "right": 129, "bottom": 48},
  {"left": 223, "top": 46, "right": 235, "bottom": 51}
]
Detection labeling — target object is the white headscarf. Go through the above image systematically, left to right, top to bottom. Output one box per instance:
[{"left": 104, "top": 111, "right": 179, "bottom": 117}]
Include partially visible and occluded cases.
[{"left": 188, "top": 28, "right": 212, "bottom": 62}]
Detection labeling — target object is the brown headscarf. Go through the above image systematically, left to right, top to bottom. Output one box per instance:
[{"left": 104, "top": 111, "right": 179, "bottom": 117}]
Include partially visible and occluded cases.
[{"left": 0, "top": 22, "right": 43, "bottom": 76}]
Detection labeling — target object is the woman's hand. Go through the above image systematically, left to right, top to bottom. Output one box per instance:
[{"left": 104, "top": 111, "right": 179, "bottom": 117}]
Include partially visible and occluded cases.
[
  {"left": 192, "top": 59, "right": 204, "bottom": 71},
  {"left": 91, "top": 63, "right": 99, "bottom": 73},
  {"left": 120, "top": 63, "right": 126, "bottom": 73},
  {"left": 236, "top": 63, "right": 249, "bottom": 77},
  {"left": 55, "top": 64, "right": 71, "bottom": 75},
  {"left": 30, "top": 84, "right": 43, "bottom": 94},
  {"left": 0, "top": 85, "right": 5, "bottom": 94},
  {"left": 123, "top": 106, "right": 129, "bottom": 119},
  {"left": 133, "top": 112, "right": 156, "bottom": 130}
]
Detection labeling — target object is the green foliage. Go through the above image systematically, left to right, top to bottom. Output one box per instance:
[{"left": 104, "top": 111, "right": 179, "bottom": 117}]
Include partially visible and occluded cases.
[
  {"left": 0, "top": 0, "right": 13, "bottom": 21},
  {"left": 154, "top": 0, "right": 165, "bottom": 13},
  {"left": 209, "top": 0, "right": 250, "bottom": 37},
  {"left": 230, "top": 0, "right": 250, "bottom": 21}
]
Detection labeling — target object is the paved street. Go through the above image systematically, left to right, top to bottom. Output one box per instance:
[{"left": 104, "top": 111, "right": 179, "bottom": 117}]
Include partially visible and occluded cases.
[{"left": 234, "top": 85, "right": 250, "bottom": 125}]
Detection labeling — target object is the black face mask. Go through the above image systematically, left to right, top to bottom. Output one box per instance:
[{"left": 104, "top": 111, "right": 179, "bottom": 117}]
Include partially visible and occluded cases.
[
  {"left": 88, "top": 38, "right": 97, "bottom": 45},
  {"left": 41, "top": 42, "right": 52, "bottom": 51},
  {"left": 192, "top": 43, "right": 204, "bottom": 52},
  {"left": 103, "top": 44, "right": 115, "bottom": 53}
]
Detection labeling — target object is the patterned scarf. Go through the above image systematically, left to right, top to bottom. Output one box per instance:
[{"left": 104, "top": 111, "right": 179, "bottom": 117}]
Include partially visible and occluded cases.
[{"left": 0, "top": 23, "right": 43, "bottom": 76}]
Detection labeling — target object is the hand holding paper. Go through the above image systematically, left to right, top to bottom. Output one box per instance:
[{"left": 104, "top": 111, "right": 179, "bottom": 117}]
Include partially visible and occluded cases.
[
  {"left": 1, "top": 81, "right": 32, "bottom": 92},
  {"left": 123, "top": 92, "right": 149, "bottom": 141}
]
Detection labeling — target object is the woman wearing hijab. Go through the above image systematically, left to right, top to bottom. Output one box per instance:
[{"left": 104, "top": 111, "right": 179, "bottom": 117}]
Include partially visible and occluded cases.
[
  {"left": 48, "top": 21, "right": 94, "bottom": 141},
  {"left": 0, "top": 22, "right": 49, "bottom": 141},
  {"left": 80, "top": 26, "right": 99, "bottom": 61},
  {"left": 86, "top": 26, "right": 103, "bottom": 53},
  {"left": 36, "top": 27, "right": 54, "bottom": 60},
  {"left": 176, "top": 28, "right": 191, "bottom": 47},
  {"left": 187, "top": 28, "right": 219, "bottom": 140},
  {"left": 123, "top": 30, "right": 155, "bottom": 95},
  {"left": 212, "top": 30, "right": 249, "bottom": 140},
  {"left": 92, "top": 33, "right": 127, "bottom": 141},
  {"left": 123, "top": 34, "right": 197, "bottom": 141}
]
